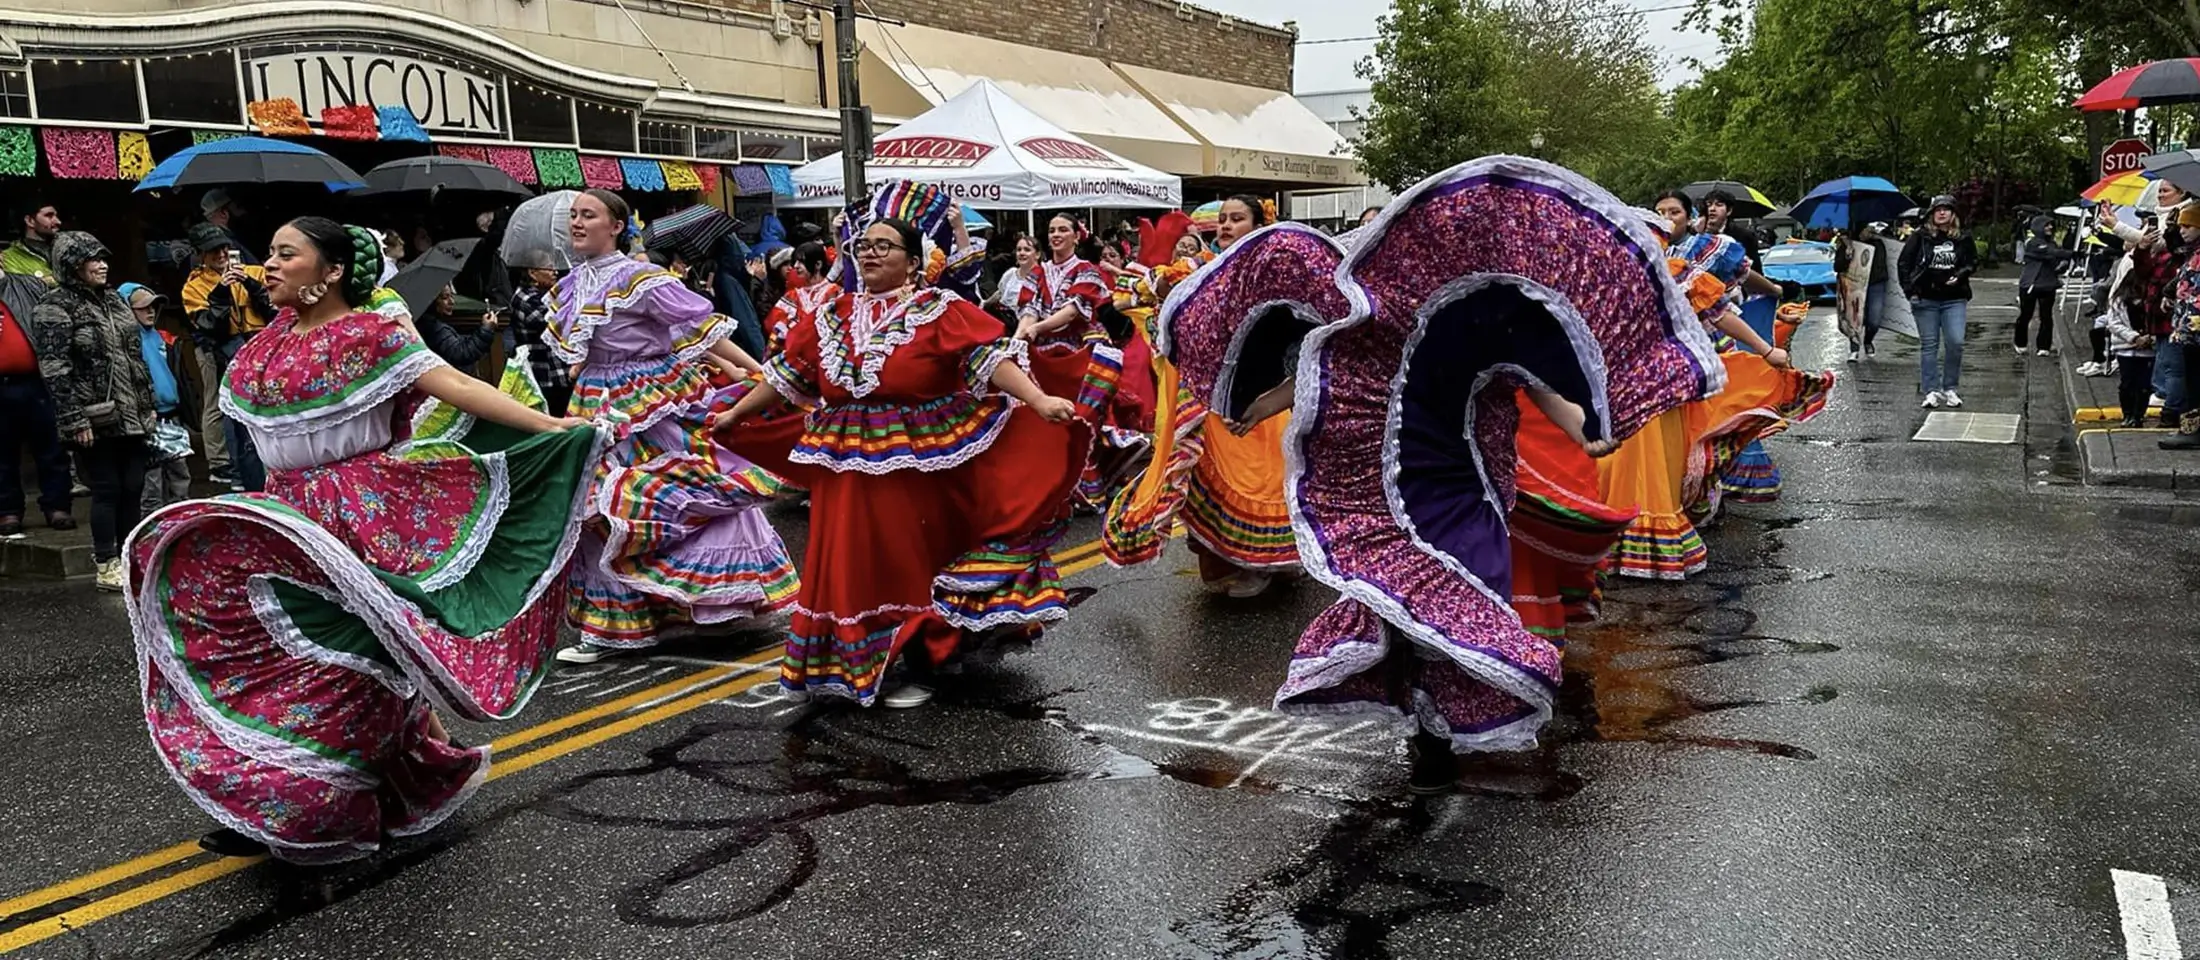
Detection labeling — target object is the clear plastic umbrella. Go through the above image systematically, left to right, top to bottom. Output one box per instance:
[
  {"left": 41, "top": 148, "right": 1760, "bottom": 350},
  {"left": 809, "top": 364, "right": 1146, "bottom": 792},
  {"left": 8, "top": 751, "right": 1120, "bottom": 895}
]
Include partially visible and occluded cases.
[{"left": 499, "top": 189, "right": 579, "bottom": 270}]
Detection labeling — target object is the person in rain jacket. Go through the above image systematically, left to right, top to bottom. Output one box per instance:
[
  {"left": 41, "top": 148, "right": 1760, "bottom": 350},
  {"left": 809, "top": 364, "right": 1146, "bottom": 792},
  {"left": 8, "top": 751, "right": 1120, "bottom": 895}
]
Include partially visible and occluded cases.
[
  {"left": 2014, "top": 214, "right": 2080, "bottom": 356},
  {"left": 32, "top": 232, "right": 159, "bottom": 591}
]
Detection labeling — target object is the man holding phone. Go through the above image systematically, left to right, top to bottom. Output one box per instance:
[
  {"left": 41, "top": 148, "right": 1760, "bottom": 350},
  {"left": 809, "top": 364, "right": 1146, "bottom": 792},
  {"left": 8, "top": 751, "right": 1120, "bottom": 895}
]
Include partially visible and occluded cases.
[{"left": 180, "top": 222, "right": 271, "bottom": 491}]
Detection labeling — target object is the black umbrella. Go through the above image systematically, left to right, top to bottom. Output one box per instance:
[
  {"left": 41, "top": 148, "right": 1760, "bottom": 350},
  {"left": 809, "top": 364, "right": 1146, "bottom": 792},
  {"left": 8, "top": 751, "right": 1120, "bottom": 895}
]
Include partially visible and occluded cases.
[
  {"left": 2145, "top": 149, "right": 2200, "bottom": 196},
  {"left": 353, "top": 156, "right": 530, "bottom": 200},
  {"left": 1680, "top": 180, "right": 1778, "bottom": 218},
  {"left": 643, "top": 204, "right": 739, "bottom": 262},
  {"left": 389, "top": 238, "right": 494, "bottom": 319}
]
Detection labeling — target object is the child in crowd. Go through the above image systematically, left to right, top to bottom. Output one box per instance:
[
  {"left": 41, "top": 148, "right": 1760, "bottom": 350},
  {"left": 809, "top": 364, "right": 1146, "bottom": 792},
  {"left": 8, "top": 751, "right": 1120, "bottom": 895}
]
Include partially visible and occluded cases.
[
  {"left": 2104, "top": 261, "right": 2158, "bottom": 428},
  {"left": 121, "top": 283, "right": 194, "bottom": 512}
]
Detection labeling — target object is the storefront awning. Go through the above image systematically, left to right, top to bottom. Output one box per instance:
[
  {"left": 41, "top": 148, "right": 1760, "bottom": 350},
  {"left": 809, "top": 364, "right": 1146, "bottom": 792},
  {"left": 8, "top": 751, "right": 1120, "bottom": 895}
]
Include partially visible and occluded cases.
[
  {"left": 855, "top": 19, "right": 1205, "bottom": 179},
  {"left": 1110, "top": 64, "right": 1361, "bottom": 188}
]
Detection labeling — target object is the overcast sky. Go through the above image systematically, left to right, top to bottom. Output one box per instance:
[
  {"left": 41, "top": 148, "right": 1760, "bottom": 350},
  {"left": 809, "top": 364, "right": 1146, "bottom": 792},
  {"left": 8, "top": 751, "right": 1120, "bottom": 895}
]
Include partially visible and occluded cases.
[{"left": 1189, "top": 0, "right": 1729, "bottom": 93}]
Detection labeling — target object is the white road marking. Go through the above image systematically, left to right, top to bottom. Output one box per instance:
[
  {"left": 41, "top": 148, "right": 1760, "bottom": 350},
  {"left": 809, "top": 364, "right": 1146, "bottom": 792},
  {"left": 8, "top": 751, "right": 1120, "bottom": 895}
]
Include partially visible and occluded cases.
[{"left": 2114, "top": 869, "right": 2184, "bottom": 960}]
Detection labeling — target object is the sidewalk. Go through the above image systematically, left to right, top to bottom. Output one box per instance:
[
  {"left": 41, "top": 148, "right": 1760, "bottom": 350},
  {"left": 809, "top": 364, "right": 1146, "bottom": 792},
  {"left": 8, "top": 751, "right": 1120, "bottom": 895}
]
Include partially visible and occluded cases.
[
  {"left": 2050, "top": 280, "right": 2200, "bottom": 490},
  {"left": 1, "top": 455, "right": 227, "bottom": 580}
]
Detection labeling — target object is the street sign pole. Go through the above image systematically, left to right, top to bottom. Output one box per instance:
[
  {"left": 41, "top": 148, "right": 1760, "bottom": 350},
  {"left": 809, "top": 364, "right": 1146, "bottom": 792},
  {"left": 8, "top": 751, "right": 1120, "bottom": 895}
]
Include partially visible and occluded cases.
[{"left": 835, "top": 0, "right": 871, "bottom": 209}]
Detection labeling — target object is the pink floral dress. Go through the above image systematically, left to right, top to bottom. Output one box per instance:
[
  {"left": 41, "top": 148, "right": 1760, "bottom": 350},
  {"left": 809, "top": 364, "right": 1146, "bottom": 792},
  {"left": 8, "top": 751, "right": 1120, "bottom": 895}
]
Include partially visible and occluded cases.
[{"left": 125, "top": 309, "right": 605, "bottom": 863}]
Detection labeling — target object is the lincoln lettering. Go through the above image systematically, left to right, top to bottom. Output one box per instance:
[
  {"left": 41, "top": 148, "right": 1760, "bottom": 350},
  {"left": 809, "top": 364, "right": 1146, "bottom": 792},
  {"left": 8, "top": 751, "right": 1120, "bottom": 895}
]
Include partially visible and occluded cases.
[{"left": 246, "top": 51, "right": 505, "bottom": 135}]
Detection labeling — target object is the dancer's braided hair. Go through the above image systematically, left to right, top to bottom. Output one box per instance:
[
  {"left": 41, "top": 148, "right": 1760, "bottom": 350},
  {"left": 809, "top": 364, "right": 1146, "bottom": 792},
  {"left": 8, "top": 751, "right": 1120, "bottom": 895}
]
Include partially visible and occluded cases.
[{"left": 285, "top": 216, "right": 386, "bottom": 309}]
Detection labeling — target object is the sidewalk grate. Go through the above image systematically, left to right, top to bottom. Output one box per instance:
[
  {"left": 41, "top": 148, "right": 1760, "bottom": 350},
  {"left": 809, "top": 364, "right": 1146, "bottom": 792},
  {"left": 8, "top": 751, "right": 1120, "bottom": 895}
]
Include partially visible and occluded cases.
[{"left": 1912, "top": 412, "right": 2022, "bottom": 443}]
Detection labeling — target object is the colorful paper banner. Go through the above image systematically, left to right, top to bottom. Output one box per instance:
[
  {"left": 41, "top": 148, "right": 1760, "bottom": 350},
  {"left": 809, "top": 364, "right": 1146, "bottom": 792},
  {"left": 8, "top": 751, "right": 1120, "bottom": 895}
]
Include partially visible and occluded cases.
[
  {"left": 246, "top": 98, "right": 311, "bottom": 136},
  {"left": 321, "top": 105, "right": 380, "bottom": 141},
  {"left": 376, "top": 106, "right": 429, "bottom": 143},
  {"left": 0, "top": 126, "right": 30, "bottom": 177},
  {"left": 42, "top": 128, "right": 117, "bottom": 180},
  {"left": 117, "top": 132, "right": 153, "bottom": 180},
  {"left": 437, "top": 144, "right": 491, "bottom": 163},
  {"left": 486, "top": 147, "right": 538, "bottom": 185},
  {"left": 534, "top": 149, "right": 583, "bottom": 188},
  {"left": 579, "top": 155, "right": 624, "bottom": 189},
  {"left": 620, "top": 158, "right": 666, "bottom": 191},
  {"left": 660, "top": 160, "right": 702, "bottom": 191}
]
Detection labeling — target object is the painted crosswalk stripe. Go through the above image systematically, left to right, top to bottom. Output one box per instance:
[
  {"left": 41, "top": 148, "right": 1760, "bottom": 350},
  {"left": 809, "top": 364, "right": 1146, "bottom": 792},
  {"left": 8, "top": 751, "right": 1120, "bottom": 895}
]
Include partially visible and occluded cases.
[{"left": 2114, "top": 869, "right": 2184, "bottom": 960}]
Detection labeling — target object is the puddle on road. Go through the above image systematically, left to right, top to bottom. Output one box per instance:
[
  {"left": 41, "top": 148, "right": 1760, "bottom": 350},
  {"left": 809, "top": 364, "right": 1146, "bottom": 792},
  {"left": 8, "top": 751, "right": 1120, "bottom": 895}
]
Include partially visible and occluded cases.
[{"left": 1162, "top": 797, "right": 1503, "bottom": 960}]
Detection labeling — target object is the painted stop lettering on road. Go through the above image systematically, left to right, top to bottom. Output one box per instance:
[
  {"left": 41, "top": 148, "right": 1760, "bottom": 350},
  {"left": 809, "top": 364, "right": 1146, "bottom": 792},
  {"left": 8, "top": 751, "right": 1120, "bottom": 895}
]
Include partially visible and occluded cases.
[{"left": 2101, "top": 137, "right": 2152, "bottom": 179}]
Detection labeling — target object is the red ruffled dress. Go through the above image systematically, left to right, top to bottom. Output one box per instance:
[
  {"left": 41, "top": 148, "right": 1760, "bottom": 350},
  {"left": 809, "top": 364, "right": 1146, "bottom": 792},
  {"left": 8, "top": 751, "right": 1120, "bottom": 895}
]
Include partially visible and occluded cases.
[{"left": 728, "top": 288, "right": 1117, "bottom": 704}]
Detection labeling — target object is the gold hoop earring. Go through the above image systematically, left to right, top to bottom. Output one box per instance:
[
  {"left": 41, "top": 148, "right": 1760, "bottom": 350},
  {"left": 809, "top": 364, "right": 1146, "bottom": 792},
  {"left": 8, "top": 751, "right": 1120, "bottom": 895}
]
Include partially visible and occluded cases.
[{"left": 299, "top": 282, "right": 328, "bottom": 306}]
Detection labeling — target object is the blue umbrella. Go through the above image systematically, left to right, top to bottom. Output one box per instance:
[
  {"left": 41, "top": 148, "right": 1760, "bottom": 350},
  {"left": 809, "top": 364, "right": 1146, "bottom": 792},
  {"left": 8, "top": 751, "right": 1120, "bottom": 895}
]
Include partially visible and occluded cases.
[
  {"left": 135, "top": 136, "right": 365, "bottom": 193},
  {"left": 1789, "top": 176, "right": 1912, "bottom": 229}
]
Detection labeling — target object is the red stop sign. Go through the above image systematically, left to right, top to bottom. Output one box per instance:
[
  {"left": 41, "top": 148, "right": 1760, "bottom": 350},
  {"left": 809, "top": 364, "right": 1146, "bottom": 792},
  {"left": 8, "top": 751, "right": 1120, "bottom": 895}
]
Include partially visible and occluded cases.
[{"left": 2102, "top": 138, "right": 2153, "bottom": 179}]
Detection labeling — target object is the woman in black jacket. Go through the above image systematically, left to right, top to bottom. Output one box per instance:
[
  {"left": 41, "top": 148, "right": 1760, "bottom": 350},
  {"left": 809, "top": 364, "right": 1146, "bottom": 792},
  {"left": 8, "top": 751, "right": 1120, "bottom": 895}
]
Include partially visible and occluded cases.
[
  {"left": 1899, "top": 196, "right": 1977, "bottom": 408},
  {"left": 2015, "top": 214, "right": 2080, "bottom": 356}
]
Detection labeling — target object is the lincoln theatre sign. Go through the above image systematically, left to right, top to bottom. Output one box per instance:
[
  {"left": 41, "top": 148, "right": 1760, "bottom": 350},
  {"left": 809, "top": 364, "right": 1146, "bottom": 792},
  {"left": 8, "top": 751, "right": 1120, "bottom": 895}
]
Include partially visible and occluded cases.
[{"left": 243, "top": 48, "right": 506, "bottom": 136}]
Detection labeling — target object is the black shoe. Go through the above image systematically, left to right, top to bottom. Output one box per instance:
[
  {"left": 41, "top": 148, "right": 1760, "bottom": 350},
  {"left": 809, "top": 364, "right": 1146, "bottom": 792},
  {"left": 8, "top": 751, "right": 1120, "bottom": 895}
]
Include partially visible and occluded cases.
[
  {"left": 2122, "top": 417, "right": 2145, "bottom": 428},
  {"left": 2160, "top": 431, "right": 2200, "bottom": 450},
  {"left": 44, "top": 511, "right": 75, "bottom": 531},
  {"left": 0, "top": 515, "right": 20, "bottom": 537},
  {"left": 1407, "top": 731, "right": 1458, "bottom": 796},
  {"left": 198, "top": 827, "right": 269, "bottom": 858}
]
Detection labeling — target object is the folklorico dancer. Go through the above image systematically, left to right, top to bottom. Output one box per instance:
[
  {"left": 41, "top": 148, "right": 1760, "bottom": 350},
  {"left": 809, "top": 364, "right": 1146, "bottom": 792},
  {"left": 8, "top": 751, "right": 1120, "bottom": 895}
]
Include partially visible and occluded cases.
[
  {"left": 1156, "top": 157, "right": 1723, "bottom": 794},
  {"left": 716, "top": 183, "right": 1120, "bottom": 709},
  {"left": 546, "top": 188, "right": 799, "bottom": 663},
  {"left": 1593, "top": 191, "right": 1834, "bottom": 580},
  {"left": 1104, "top": 195, "right": 1299, "bottom": 599},
  {"left": 125, "top": 217, "right": 606, "bottom": 862},
  {"left": 764, "top": 241, "right": 836, "bottom": 357}
]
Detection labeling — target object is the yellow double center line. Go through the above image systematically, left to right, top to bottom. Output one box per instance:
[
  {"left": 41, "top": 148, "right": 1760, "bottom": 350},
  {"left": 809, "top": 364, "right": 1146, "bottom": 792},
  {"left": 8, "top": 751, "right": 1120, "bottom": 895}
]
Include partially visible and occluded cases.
[{"left": 0, "top": 535, "right": 1116, "bottom": 953}]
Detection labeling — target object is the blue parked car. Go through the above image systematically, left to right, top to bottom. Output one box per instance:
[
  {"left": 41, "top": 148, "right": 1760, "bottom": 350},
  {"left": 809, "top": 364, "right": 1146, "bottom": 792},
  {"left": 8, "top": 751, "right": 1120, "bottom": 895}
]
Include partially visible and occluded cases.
[{"left": 1758, "top": 240, "right": 1838, "bottom": 302}]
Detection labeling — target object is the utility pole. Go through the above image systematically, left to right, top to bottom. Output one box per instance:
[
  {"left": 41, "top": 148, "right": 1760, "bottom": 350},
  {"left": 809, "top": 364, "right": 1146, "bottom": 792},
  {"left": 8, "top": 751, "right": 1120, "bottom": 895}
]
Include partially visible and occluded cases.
[{"left": 834, "top": 0, "right": 871, "bottom": 208}]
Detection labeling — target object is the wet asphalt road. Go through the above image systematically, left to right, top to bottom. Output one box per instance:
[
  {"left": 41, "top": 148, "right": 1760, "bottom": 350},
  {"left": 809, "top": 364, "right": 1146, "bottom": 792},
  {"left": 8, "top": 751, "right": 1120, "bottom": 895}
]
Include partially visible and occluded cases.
[{"left": 6, "top": 285, "right": 2200, "bottom": 959}]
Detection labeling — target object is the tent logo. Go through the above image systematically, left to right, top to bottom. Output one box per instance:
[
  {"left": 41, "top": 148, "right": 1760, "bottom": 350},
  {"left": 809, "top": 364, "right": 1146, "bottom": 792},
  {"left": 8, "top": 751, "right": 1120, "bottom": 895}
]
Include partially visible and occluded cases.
[
  {"left": 871, "top": 136, "right": 994, "bottom": 168},
  {"left": 1018, "top": 137, "right": 1125, "bottom": 170}
]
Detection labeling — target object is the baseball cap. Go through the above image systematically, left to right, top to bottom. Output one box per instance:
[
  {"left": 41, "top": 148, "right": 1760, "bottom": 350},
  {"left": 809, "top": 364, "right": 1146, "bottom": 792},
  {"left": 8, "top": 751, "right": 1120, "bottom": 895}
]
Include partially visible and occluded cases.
[{"left": 200, "top": 188, "right": 233, "bottom": 217}]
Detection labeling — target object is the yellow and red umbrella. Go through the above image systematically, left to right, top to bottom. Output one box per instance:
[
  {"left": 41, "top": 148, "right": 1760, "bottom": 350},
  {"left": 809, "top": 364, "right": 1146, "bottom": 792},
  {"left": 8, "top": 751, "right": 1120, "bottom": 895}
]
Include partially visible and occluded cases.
[{"left": 2082, "top": 170, "right": 2151, "bottom": 206}]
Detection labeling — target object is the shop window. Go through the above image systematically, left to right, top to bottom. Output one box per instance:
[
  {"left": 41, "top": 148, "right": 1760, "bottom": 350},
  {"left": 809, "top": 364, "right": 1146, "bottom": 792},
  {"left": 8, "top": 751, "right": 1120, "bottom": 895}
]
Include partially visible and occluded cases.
[
  {"left": 143, "top": 52, "right": 242, "bottom": 125},
  {"left": 32, "top": 59, "right": 142, "bottom": 124},
  {"left": 0, "top": 71, "right": 28, "bottom": 120},
  {"left": 509, "top": 82, "right": 573, "bottom": 145},
  {"left": 575, "top": 99, "right": 634, "bottom": 152},
  {"left": 638, "top": 119, "right": 692, "bottom": 157},
  {"left": 695, "top": 126, "right": 740, "bottom": 161},
  {"left": 808, "top": 137, "right": 843, "bottom": 162}
]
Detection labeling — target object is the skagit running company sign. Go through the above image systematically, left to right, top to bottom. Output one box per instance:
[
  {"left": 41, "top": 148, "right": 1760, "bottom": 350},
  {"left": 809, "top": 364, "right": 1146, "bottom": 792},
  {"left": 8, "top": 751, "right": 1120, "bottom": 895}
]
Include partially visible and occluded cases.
[
  {"left": 870, "top": 136, "right": 995, "bottom": 168},
  {"left": 1017, "top": 137, "right": 1125, "bottom": 170}
]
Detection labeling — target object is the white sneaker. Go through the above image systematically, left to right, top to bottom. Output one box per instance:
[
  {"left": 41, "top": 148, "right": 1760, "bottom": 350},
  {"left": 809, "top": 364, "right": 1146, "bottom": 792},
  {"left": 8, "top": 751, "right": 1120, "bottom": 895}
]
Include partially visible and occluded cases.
[
  {"left": 2013, "top": 345, "right": 2027, "bottom": 357},
  {"left": 1847, "top": 347, "right": 1860, "bottom": 364},
  {"left": 2037, "top": 348, "right": 2053, "bottom": 357},
  {"left": 2076, "top": 362, "right": 2101, "bottom": 376},
  {"left": 1942, "top": 390, "right": 1964, "bottom": 408},
  {"left": 1922, "top": 392, "right": 1943, "bottom": 409},
  {"left": 94, "top": 558, "right": 124, "bottom": 593},
  {"left": 554, "top": 644, "right": 614, "bottom": 665},
  {"left": 880, "top": 682, "right": 934, "bottom": 709}
]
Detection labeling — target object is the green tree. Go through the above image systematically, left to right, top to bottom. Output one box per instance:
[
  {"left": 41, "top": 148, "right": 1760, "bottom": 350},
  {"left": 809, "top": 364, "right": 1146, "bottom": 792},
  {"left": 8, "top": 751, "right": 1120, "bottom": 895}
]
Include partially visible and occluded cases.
[
  {"left": 1351, "top": 0, "right": 1526, "bottom": 190},
  {"left": 1351, "top": 0, "right": 1672, "bottom": 195}
]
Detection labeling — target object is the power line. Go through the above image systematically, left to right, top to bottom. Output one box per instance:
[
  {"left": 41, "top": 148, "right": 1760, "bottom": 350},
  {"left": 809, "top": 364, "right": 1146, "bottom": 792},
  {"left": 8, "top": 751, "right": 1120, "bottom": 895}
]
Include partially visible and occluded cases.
[{"left": 1296, "top": 0, "right": 1702, "bottom": 44}]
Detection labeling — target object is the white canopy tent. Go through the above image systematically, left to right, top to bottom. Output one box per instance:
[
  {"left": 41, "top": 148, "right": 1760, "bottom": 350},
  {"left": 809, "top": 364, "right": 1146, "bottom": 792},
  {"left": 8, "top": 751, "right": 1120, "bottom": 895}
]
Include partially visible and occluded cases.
[{"left": 787, "top": 80, "right": 1182, "bottom": 211}]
